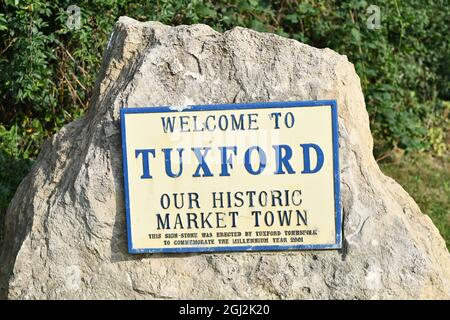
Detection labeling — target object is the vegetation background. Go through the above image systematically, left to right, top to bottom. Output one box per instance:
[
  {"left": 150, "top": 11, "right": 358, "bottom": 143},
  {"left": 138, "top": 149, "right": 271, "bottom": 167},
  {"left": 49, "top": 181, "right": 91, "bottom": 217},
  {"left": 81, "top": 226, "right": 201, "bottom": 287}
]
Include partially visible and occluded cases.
[{"left": 0, "top": 0, "right": 448, "bottom": 248}]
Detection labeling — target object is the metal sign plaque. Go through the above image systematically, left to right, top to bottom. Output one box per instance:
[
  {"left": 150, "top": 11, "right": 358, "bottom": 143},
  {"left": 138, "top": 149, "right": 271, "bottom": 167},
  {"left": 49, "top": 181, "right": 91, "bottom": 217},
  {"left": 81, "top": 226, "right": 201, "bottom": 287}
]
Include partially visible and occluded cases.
[{"left": 120, "top": 100, "right": 341, "bottom": 253}]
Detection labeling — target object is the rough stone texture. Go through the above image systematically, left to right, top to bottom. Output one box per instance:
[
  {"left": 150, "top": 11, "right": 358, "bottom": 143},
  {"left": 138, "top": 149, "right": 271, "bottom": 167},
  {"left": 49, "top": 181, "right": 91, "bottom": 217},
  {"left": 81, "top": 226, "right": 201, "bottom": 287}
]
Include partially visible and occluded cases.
[{"left": 1, "top": 17, "right": 449, "bottom": 299}]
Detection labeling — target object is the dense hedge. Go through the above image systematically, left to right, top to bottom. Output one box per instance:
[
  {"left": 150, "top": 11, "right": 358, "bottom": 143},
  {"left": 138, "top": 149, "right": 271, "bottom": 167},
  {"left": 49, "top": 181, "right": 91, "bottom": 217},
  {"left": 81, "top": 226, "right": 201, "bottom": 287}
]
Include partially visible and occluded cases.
[
  {"left": 0, "top": 0, "right": 449, "bottom": 229},
  {"left": 1, "top": 0, "right": 449, "bottom": 155}
]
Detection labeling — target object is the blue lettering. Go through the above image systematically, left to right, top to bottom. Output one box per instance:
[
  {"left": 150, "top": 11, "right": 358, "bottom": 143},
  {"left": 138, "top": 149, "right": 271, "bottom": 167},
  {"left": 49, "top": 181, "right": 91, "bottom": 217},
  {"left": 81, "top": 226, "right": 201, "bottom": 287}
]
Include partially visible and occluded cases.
[
  {"left": 161, "top": 117, "right": 176, "bottom": 133},
  {"left": 300, "top": 143, "right": 324, "bottom": 174},
  {"left": 273, "top": 144, "right": 296, "bottom": 174},
  {"left": 219, "top": 146, "right": 237, "bottom": 177},
  {"left": 244, "top": 146, "right": 267, "bottom": 175},
  {"left": 192, "top": 147, "right": 213, "bottom": 177},
  {"left": 162, "top": 148, "right": 184, "bottom": 178},
  {"left": 135, "top": 149, "right": 156, "bottom": 179}
]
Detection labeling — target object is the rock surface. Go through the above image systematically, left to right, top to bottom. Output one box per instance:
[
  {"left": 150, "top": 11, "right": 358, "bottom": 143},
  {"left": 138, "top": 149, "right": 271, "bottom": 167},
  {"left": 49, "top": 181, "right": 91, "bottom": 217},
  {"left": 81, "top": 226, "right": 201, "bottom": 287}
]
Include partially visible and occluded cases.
[{"left": 1, "top": 17, "right": 449, "bottom": 299}]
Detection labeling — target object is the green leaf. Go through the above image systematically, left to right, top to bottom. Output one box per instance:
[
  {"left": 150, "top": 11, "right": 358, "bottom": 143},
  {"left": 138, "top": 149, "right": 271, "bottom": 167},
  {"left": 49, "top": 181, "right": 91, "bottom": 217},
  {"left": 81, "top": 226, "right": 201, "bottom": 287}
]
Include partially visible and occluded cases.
[
  {"left": 285, "top": 13, "right": 299, "bottom": 24},
  {"left": 351, "top": 28, "right": 361, "bottom": 42}
]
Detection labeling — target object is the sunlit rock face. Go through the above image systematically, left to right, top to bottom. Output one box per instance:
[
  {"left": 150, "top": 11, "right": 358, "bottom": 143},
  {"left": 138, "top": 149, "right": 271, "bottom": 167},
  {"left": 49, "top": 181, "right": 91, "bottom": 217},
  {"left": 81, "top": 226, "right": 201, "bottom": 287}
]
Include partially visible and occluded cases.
[{"left": 1, "top": 17, "right": 449, "bottom": 299}]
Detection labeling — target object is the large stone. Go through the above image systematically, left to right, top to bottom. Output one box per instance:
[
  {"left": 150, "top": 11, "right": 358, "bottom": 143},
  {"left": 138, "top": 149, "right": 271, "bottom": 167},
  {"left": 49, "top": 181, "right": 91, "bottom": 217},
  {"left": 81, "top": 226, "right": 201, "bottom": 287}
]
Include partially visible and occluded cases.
[{"left": 1, "top": 17, "right": 449, "bottom": 299}]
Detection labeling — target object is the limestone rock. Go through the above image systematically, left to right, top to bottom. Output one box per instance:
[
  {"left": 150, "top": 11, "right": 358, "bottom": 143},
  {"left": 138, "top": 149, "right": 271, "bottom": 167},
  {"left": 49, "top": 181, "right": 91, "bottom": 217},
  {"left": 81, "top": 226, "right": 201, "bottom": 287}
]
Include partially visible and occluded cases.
[{"left": 1, "top": 17, "right": 449, "bottom": 299}]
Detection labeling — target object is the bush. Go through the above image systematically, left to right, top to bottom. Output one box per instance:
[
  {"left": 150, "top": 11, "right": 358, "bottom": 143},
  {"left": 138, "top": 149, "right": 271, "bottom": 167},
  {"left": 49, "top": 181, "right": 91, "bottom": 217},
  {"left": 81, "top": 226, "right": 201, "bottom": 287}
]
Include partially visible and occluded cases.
[
  {"left": 0, "top": 0, "right": 449, "bottom": 225},
  {"left": 1, "top": 0, "right": 449, "bottom": 156},
  {"left": 0, "top": 123, "right": 34, "bottom": 240}
]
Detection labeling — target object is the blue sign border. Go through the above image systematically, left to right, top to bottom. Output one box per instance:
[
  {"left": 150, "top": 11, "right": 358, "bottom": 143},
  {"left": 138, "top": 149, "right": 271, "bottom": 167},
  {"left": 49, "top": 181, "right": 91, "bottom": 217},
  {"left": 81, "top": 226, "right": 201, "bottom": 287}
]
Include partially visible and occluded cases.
[{"left": 120, "top": 100, "right": 342, "bottom": 254}]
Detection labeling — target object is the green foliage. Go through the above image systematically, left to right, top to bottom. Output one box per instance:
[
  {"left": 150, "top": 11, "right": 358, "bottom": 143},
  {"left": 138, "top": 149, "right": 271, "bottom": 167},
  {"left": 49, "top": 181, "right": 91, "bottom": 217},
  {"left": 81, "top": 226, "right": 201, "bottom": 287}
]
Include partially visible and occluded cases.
[
  {"left": 1, "top": 0, "right": 448, "bottom": 155},
  {"left": 0, "top": 1, "right": 449, "bottom": 239},
  {"left": 426, "top": 101, "right": 450, "bottom": 156},
  {"left": 0, "top": 123, "right": 34, "bottom": 240},
  {"left": 380, "top": 153, "right": 450, "bottom": 250}
]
